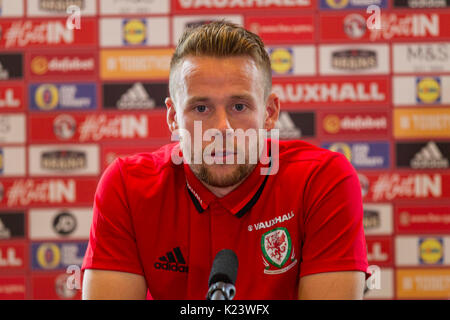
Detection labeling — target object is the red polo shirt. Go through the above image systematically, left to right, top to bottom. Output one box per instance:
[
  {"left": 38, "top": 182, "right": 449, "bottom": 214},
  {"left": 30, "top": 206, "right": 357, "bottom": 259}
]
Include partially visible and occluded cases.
[{"left": 82, "top": 139, "right": 369, "bottom": 299}]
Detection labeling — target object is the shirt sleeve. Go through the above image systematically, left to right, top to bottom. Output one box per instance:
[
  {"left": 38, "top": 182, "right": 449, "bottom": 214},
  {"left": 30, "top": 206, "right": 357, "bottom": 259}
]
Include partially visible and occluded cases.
[
  {"left": 299, "top": 152, "right": 369, "bottom": 279},
  {"left": 82, "top": 158, "right": 144, "bottom": 276}
]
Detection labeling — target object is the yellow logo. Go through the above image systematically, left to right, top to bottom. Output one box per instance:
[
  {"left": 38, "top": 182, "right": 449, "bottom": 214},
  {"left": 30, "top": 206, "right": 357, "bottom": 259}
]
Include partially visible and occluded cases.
[
  {"left": 326, "top": 0, "right": 350, "bottom": 9},
  {"left": 123, "top": 19, "right": 146, "bottom": 45},
  {"left": 270, "top": 48, "right": 293, "bottom": 75},
  {"left": 31, "top": 56, "right": 49, "bottom": 75},
  {"left": 417, "top": 77, "right": 441, "bottom": 104},
  {"left": 35, "top": 84, "right": 59, "bottom": 110},
  {"left": 323, "top": 115, "right": 341, "bottom": 134},
  {"left": 329, "top": 142, "right": 352, "bottom": 161},
  {"left": 0, "top": 150, "right": 3, "bottom": 172},
  {"left": 419, "top": 238, "right": 443, "bottom": 265},
  {"left": 37, "top": 243, "right": 61, "bottom": 269}
]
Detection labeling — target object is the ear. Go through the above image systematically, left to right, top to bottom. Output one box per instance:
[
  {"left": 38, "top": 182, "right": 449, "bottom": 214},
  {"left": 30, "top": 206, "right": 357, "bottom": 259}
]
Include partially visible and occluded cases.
[
  {"left": 263, "top": 93, "right": 280, "bottom": 131},
  {"left": 165, "top": 97, "right": 178, "bottom": 133}
]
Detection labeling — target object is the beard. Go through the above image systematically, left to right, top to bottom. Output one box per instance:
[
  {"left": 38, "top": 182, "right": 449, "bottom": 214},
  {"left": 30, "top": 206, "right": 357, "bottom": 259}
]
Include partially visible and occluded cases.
[
  {"left": 179, "top": 129, "right": 264, "bottom": 188},
  {"left": 181, "top": 142, "right": 258, "bottom": 188},
  {"left": 190, "top": 162, "right": 256, "bottom": 188}
]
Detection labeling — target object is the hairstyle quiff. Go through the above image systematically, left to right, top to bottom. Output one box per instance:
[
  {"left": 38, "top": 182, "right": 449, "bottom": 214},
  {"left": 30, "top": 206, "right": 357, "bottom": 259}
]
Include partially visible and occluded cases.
[{"left": 169, "top": 20, "right": 272, "bottom": 101}]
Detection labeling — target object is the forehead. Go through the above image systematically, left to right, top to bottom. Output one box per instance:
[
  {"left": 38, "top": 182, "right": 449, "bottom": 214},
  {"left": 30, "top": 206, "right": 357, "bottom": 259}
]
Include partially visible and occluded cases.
[{"left": 178, "top": 56, "right": 263, "bottom": 97}]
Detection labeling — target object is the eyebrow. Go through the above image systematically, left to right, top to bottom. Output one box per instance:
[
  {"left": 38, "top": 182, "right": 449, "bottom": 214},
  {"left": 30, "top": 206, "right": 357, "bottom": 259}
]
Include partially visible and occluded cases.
[
  {"left": 185, "top": 94, "right": 255, "bottom": 106},
  {"left": 185, "top": 96, "right": 210, "bottom": 106}
]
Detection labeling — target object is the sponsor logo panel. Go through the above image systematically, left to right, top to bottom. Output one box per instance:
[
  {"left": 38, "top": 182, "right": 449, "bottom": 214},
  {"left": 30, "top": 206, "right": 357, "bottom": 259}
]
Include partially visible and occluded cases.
[
  {"left": 26, "top": 0, "right": 97, "bottom": 16},
  {"left": 100, "top": 0, "right": 169, "bottom": 14},
  {"left": 172, "top": 0, "right": 314, "bottom": 13},
  {"left": 320, "top": 0, "right": 388, "bottom": 9},
  {"left": 393, "top": 0, "right": 450, "bottom": 8},
  {"left": 0, "top": 1, "right": 24, "bottom": 17},
  {"left": 320, "top": 12, "right": 450, "bottom": 42},
  {"left": 172, "top": 15, "right": 243, "bottom": 45},
  {"left": 245, "top": 15, "right": 314, "bottom": 44},
  {"left": 0, "top": 18, "right": 97, "bottom": 48},
  {"left": 100, "top": 18, "right": 169, "bottom": 48},
  {"left": 393, "top": 43, "right": 450, "bottom": 74},
  {"left": 319, "top": 44, "right": 389, "bottom": 75},
  {"left": 267, "top": 46, "right": 316, "bottom": 76},
  {"left": 100, "top": 49, "right": 173, "bottom": 80},
  {"left": 28, "top": 52, "right": 96, "bottom": 79},
  {"left": 0, "top": 54, "right": 23, "bottom": 80},
  {"left": 393, "top": 76, "right": 450, "bottom": 106},
  {"left": 416, "top": 76, "right": 442, "bottom": 105},
  {"left": 272, "top": 77, "right": 389, "bottom": 108},
  {"left": 102, "top": 82, "right": 168, "bottom": 110},
  {"left": 0, "top": 83, "right": 24, "bottom": 110},
  {"left": 29, "top": 83, "right": 96, "bottom": 111},
  {"left": 394, "top": 108, "right": 450, "bottom": 138},
  {"left": 274, "top": 111, "right": 315, "bottom": 139},
  {"left": 320, "top": 111, "right": 389, "bottom": 137},
  {"left": 29, "top": 112, "right": 171, "bottom": 143},
  {"left": 0, "top": 113, "right": 26, "bottom": 144},
  {"left": 323, "top": 141, "right": 390, "bottom": 169},
  {"left": 396, "top": 141, "right": 450, "bottom": 169},
  {"left": 28, "top": 144, "right": 99, "bottom": 177},
  {"left": 102, "top": 144, "right": 163, "bottom": 170},
  {"left": 0, "top": 147, "right": 26, "bottom": 177},
  {"left": 358, "top": 172, "right": 450, "bottom": 202},
  {"left": 0, "top": 178, "right": 97, "bottom": 208},
  {"left": 363, "top": 203, "right": 393, "bottom": 236},
  {"left": 396, "top": 205, "right": 450, "bottom": 234},
  {"left": 29, "top": 208, "right": 92, "bottom": 240},
  {"left": 0, "top": 212, "right": 26, "bottom": 240},
  {"left": 366, "top": 236, "right": 393, "bottom": 266},
  {"left": 396, "top": 236, "right": 450, "bottom": 266},
  {"left": 31, "top": 241, "right": 87, "bottom": 271},
  {"left": 0, "top": 242, "right": 27, "bottom": 271},
  {"left": 364, "top": 268, "right": 394, "bottom": 299},
  {"left": 397, "top": 268, "right": 450, "bottom": 298},
  {"left": 31, "top": 272, "right": 82, "bottom": 300},
  {"left": 0, "top": 276, "right": 26, "bottom": 300}
]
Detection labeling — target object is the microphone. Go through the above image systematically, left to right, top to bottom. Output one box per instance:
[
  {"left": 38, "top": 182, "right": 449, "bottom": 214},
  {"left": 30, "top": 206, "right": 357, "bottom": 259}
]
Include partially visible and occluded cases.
[{"left": 206, "top": 249, "right": 238, "bottom": 300}]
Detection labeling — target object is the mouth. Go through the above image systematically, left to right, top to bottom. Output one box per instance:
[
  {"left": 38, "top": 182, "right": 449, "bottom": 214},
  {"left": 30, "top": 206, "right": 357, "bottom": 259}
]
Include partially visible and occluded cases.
[
  {"left": 204, "top": 150, "right": 240, "bottom": 164},
  {"left": 210, "top": 150, "right": 237, "bottom": 157}
]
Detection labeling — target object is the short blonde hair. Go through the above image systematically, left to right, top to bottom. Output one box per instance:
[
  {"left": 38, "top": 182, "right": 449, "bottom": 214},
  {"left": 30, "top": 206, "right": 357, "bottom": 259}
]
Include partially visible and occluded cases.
[{"left": 169, "top": 20, "right": 272, "bottom": 102}]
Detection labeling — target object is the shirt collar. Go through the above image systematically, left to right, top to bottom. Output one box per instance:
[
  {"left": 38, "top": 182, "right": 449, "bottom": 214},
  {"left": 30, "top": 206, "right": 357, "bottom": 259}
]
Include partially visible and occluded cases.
[{"left": 183, "top": 139, "right": 273, "bottom": 218}]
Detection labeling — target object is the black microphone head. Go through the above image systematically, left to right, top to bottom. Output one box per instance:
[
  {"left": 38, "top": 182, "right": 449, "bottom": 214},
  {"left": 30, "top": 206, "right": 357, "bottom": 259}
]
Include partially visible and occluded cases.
[{"left": 208, "top": 249, "right": 238, "bottom": 287}]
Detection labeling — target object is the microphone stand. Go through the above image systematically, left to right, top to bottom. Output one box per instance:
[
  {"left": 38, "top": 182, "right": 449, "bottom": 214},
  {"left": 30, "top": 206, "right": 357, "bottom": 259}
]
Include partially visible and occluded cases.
[{"left": 206, "top": 282, "right": 236, "bottom": 300}]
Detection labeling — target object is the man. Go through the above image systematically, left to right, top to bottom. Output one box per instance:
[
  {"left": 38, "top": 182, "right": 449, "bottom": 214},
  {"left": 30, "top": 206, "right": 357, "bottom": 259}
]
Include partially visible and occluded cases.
[{"left": 82, "top": 21, "right": 368, "bottom": 300}]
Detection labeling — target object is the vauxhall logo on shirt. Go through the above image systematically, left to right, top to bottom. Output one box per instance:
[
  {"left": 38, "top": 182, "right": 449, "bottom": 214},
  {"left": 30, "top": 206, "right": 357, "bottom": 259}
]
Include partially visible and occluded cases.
[
  {"left": 247, "top": 211, "right": 295, "bottom": 232},
  {"left": 248, "top": 211, "right": 298, "bottom": 274}
]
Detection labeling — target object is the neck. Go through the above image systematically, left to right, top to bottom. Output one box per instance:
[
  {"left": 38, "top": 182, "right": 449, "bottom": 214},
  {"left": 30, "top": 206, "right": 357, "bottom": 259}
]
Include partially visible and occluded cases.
[{"left": 200, "top": 179, "right": 244, "bottom": 198}]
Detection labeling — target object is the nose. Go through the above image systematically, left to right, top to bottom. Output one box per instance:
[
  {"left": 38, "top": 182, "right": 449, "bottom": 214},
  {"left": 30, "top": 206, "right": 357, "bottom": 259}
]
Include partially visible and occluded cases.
[{"left": 213, "top": 106, "right": 233, "bottom": 133}]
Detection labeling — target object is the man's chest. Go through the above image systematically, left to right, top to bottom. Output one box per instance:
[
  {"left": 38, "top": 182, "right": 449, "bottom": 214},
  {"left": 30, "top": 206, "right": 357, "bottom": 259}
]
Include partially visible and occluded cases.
[{"left": 133, "top": 186, "right": 304, "bottom": 300}]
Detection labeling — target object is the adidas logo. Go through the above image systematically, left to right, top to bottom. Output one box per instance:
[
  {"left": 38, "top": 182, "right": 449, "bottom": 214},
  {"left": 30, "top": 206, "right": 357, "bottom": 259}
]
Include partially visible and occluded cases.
[
  {"left": 0, "top": 63, "right": 10, "bottom": 80},
  {"left": 117, "top": 82, "right": 155, "bottom": 110},
  {"left": 274, "top": 112, "right": 301, "bottom": 139},
  {"left": 411, "top": 141, "right": 449, "bottom": 169},
  {"left": 0, "top": 218, "right": 11, "bottom": 239},
  {"left": 154, "top": 247, "right": 189, "bottom": 273}
]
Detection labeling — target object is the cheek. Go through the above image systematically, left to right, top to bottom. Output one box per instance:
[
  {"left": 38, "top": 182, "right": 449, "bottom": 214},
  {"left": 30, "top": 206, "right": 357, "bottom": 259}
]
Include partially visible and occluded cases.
[{"left": 247, "top": 111, "right": 266, "bottom": 130}]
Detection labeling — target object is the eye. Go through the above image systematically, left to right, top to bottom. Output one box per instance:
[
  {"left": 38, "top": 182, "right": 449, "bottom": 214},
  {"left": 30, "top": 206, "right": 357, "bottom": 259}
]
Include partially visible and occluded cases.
[
  {"left": 233, "top": 103, "right": 246, "bottom": 112},
  {"left": 195, "top": 105, "right": 207, "bottom": 113}
]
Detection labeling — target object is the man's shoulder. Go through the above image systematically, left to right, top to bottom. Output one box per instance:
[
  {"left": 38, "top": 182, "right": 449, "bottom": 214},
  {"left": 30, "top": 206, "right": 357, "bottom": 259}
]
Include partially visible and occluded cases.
[
  {"left": 275, "top": 139, "right": 354, "bottom": 179},
  {"left": 277, "top": 139, "right": 337, "bottom": 165},
  {"left": 114, "top": 142, "right": 180, "bottom": 178}
]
